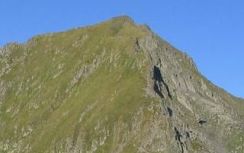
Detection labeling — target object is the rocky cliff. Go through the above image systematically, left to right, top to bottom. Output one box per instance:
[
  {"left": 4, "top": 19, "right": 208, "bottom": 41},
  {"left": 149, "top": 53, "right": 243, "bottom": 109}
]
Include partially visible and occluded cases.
[{"left": 0, "top": 16, "right": 243, "bottom": 153}]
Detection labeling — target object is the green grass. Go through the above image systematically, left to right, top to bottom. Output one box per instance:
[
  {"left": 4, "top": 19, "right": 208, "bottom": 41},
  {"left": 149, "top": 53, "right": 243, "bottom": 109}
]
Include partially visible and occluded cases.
[
  {"left": 1, "top": 16, "right": 243, "bottom": 153},
  {"left": 0, "top": 17, "right": 156, "bottom": 152},
  {"left": 227, "top": 131, "right": 244, "bottom": 153}
]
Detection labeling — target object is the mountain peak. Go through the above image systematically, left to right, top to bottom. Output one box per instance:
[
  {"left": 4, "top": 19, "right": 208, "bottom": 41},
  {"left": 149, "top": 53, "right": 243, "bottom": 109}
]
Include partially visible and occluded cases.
[
  {"left": 110, "top": 15, "right": 135, "bottom": 23},
  {"left": 0, "top": 17, "right": 243, "bottom": 153}
]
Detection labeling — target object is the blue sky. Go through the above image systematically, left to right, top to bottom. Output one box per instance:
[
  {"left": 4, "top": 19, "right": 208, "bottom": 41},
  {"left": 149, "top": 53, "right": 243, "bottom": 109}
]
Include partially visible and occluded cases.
[{"left": 0, "top": 0, "right": 243, "bottom": 98}]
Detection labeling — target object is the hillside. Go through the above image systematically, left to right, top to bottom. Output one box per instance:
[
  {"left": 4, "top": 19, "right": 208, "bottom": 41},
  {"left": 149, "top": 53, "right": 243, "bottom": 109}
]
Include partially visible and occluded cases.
[{"left": 0, "top": 16, "right": 243, "bottom": 153}]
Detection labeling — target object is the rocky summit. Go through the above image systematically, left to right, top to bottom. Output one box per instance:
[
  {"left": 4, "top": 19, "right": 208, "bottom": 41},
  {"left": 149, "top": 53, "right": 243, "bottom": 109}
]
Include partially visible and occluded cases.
[{"left": 0, "top": 16, "right": 243, "bottom": 153}]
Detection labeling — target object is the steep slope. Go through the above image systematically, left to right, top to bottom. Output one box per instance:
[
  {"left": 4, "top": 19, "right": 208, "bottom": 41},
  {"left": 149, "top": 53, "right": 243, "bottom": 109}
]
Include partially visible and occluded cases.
[{"left": 0, "top": 16, "right": 243, "bottom": 153}]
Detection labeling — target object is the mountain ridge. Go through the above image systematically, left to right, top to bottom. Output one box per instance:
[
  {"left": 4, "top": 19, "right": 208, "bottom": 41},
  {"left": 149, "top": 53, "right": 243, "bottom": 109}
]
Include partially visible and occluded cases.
[
  {"left": 0, "top": 16, "right": 243, "bottom": 153},
  {"left": 0, "top": 16, "right": 242, "bottom": 100}
]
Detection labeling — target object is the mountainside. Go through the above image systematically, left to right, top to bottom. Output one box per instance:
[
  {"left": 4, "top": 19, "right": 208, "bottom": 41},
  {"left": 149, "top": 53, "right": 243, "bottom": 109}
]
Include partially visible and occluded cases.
[{"left": 0, "top": 16, "right": 243, "bottom": 153}]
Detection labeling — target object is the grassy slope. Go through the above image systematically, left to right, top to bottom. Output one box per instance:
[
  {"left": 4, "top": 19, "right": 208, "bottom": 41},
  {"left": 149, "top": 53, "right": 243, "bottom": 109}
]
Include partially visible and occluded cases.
[
  {"left": 0, "top": 17, "right": 159, "bottom": 152},
  {"left": 1, "top": 17, "right": 243, "bottom": 153}
]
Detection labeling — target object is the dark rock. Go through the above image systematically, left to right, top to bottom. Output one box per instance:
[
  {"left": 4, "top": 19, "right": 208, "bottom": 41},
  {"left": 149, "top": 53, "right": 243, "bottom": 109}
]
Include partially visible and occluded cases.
[
  {"left": 152, "top": 66, "right": 172, "bottom": 99},
  {"left": 167, "top": 106, "right": 173, "bottom": 117},
  {"left": 199, "top": 120, "right": 207, "bottom": 125}
]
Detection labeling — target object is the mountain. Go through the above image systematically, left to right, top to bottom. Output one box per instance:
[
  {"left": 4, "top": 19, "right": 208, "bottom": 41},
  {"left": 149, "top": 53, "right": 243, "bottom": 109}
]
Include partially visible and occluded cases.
[{"left": 0, "top": 16, "right": 243, "bottom": 153}]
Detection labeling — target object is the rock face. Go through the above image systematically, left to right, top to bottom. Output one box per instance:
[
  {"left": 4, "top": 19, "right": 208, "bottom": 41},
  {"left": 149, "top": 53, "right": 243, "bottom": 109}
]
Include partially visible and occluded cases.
[{"left": 0, "top": 16, "right": 243, "bottom": 153}]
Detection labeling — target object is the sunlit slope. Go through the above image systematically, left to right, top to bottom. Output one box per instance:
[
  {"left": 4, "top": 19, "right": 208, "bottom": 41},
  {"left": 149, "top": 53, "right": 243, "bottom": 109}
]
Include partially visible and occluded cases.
[{"left": 0, "top": 16, "right": 243, "bottom": 153}]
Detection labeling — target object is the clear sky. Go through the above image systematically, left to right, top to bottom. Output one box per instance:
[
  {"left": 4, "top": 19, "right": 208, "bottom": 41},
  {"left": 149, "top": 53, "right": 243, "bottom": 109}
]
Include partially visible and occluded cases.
[{"left": 1, "top": 0, "right": 243, "bottom": 98}]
